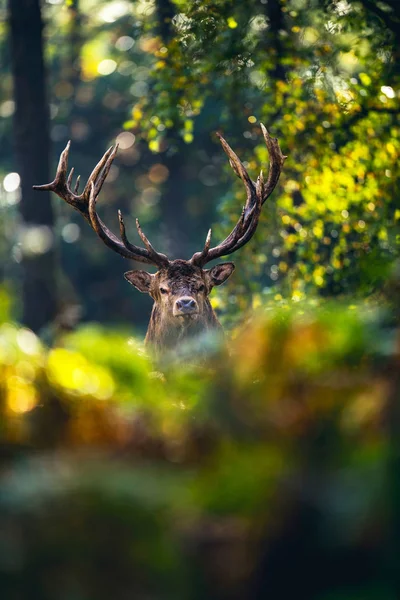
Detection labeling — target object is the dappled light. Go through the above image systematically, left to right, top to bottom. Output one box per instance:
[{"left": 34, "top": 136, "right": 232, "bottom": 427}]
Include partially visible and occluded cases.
[{"left": 1, "top": 0, "right": 400, "bottom": 597}]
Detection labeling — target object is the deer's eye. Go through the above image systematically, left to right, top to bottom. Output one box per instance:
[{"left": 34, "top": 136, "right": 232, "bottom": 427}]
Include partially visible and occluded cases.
[
  {"left": 198, "top": 284, "right": 205, "bottom": 292},
  {"left": 160, "top": 287, "right": 169, "bottom": 295}
]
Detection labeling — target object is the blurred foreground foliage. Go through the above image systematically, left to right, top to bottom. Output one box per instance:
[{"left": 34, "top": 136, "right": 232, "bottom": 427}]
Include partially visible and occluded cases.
[{"left": 0, "top": 288, "right": 399, "bottom": 599}]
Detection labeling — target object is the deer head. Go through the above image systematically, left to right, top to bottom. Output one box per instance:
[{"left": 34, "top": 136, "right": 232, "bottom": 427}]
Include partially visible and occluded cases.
[{"left": 33, "top": 125, "right": 286, "bottom": 355}]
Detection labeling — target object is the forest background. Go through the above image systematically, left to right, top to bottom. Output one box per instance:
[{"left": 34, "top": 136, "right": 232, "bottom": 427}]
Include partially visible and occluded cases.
[
  {"left": 2, "top": 0, "right": 399, "bottom": 332},
  {"left": 0, "top": 1, "right": 400, "bottom": 599}
]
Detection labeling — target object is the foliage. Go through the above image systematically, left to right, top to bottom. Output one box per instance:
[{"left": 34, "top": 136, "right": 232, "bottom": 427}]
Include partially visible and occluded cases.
[
  {"left": 0, "top": 0, "right": 399, "bottom": 331},
  {"left": 135, "top": 0, "right": 400, "bottom": 304},
  {"left": 1, "top": 1, "right": 400, "bottom": 597},
  {"left": 0, "top": 295, "right": 399, "bottom": 598}
]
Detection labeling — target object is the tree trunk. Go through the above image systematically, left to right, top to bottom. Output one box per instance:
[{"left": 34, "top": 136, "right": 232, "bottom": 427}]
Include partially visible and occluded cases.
[{"left": 8, "top": 0, "right": 56, "bottom": 332}]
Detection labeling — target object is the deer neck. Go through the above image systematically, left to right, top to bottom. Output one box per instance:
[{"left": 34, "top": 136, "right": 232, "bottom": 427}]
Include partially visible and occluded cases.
[{"left": 145, "top": 299, "right": 221, "bottom": 353}]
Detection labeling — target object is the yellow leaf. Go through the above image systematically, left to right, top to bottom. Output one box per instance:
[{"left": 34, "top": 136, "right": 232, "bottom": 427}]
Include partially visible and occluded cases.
[
  {"left": 359, "top": 72, "right": 371, "bottom": 86},
  {"left": 132, "top": 107, "right": 143, "bottom": 120},
  {"left": 149, "top": 140, "right": 160, "bottom": 153},
  {"left": 386, "top": 142, "right": 396, "bottom": 157}
]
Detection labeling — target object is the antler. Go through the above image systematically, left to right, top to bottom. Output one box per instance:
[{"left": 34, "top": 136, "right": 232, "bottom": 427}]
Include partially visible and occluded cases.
[
  {"left": 190, "top": 124, "right": 286, "bottom": 267},
  {"left": 33, "top": 142, "right": 169, "bottom": 267}
]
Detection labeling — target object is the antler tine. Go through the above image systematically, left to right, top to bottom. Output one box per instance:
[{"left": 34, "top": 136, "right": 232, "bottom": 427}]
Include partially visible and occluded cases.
[
  {"left": 260, "top": 123, "right": 287, "bottom": 204},
  {"left": 190, "top": 124, "right": 285, "bottom": 266},
  {"left": 216, "top": 132, "right": 255, "bottom": 207},
  {"left": 33, "top": 140, "right": 71, "bottom": 193},
  {"left": 34, "top": 141, "right": 171, "bottom": 267},
  {"left": 90, "top": 145, "right": 119, "bottom": 199},
  {"left": 67, "top": 167, "right": 74, "bottom": 189},
  {"left": 86, "top": 184, "right": 156, "bottom": 264},
  {"left": 118, "top": 209, "right": 130, "bottom": 247},
  {"left": 118, "top": 211, "right": 169, "bottom": 267},
  {"left": 136, "top": 218, "right": 169, "bottom": 267},
  {"left": 203, "top": 228, "right": 212, "bottom": 253},
  {"left": 191, "top": 229, "right": 212, "bottom": 265}
]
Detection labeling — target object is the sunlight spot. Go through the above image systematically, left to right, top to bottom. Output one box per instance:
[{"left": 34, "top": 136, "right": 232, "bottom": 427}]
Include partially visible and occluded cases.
[
  {"left": 136, "top": 0, "right": 155, "bottom": 16},
  {"left": 334, "top": 0, "right": 351, "bottom": 15},
  {"left": 99, "top": 1, "right": 130, "bottom": 23},
  {"left": 172, "top": 13, "right": 192, "bottom": 31},
  {"left": 250, "top": 15, "right": 268, "bottom": 32},
  {"left": 227, "top": 16, "right": 238, "bottom": 28},
  {"left": 115, "top": 36, "right": 135, "bottom": 51},
  {"left": 97, "top": 60, "right": 117, "bottom": 76},
  {"left": 249, "top": 70, "right": 266, "bottom": 89},
  {"left": 381, "top": 85, "right": 395, "bottom": 99},
  {"left": 0, "top": 100, "right": 15, "bottom": 118},
  {"left": 116, "top": 131, "right": 136, "bottom": 149},
  {"left": 148, "top": 139, "right": 160, "bottom": 153},
  {"left": 148, "top": 164, "right": 169, "bottom": 184},
  {"left": 3, "top": 172, "right": 20, "bottom": 192},
  {"left": 62, "top": 223, "right": 80, "bottom": 244},
  {"left": 20, "top": 225, "right": 53, "bottom": 256},
  {"left": 292, "top": 291, "right": 303, "bottom": 302},
  {"left": 16, "top": 328, "right": 41, "bottom": 355},
  {"left": 7, "top": 379, "right": 37, "bottom": 413}
]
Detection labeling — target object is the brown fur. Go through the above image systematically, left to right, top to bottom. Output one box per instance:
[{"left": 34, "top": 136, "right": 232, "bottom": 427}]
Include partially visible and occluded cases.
[{"left": 125, "top": 259, "right": 234, "bottom": 355}]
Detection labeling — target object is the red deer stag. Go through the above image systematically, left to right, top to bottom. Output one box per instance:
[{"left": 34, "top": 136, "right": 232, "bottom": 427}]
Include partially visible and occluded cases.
[{"left": 34, "top": 125, "right": 285, "bottom": 355}]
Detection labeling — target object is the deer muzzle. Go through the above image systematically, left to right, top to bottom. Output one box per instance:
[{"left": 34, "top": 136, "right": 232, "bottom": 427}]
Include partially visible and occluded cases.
[{"left": 173, "top": 296, "right": 198, "bottom": 317}]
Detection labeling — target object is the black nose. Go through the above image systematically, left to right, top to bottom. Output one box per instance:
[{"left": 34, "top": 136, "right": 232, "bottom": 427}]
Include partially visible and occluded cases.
[{"left": 175, "top": 297, "right": 198, "bottom": 314}]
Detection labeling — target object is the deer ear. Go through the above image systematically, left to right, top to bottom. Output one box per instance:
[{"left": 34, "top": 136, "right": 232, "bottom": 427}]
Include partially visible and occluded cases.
[
  {"left": 206, "top": 262, "right": 235, "bottom": 287},
  {"left": 124, "top": 270, "right": 154, "bottom": 293}
]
